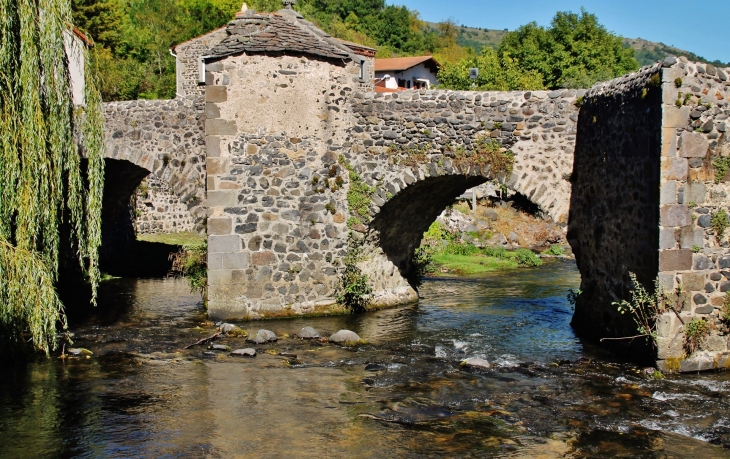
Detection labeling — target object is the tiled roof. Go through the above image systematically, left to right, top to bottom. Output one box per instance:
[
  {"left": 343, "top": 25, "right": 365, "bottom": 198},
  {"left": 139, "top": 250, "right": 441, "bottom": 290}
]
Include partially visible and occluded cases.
[
  {"left": 206, "top": 10, "right": 352, "bottom": 61},
  {"left": 375, "top": 56, "right": 440, "bottom": 72}
]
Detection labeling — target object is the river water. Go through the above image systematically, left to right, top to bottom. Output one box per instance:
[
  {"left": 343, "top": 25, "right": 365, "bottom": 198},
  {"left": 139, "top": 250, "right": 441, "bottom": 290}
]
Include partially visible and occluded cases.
[{"left": 1, "top": 260, "right": 729, "bottom": 458}]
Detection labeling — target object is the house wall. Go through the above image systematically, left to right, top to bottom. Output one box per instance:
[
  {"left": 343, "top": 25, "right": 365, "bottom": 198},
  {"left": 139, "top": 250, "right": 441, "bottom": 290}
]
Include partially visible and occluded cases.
[
  {"left": 174, "top": 28, "right": 228, "bottom": 99},
  {"left": 375, "top": 63, "right": 438, "bottom": 89}
]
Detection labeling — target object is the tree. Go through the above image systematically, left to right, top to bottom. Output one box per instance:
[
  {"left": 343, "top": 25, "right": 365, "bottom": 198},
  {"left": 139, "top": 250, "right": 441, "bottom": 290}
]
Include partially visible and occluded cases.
[
  {"left": 0, "top": 0, "right": 105, "bottom": 355},
  {"left": 71, "top": 0, "right": 124, "bottom": 49},
  {"left": 499, "top": 9, "right": 639, "bottom": 88},
  {"left": 437, "top": 47, "right": 544, "bottom": 91}
]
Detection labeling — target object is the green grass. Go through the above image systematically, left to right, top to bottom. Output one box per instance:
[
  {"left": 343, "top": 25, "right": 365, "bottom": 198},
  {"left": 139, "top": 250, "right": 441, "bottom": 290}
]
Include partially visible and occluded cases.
[
  {"left": 137, "top": 231, "right": 205, "bottom": 246},
  {"left": 432, "top": 253, "right": 518, "bottom": 275}
]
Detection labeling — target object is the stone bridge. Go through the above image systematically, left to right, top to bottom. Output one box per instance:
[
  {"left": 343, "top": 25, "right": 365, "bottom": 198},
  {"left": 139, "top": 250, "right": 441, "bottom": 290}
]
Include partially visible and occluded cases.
[{"left": 100, "top": 5, "right": 730, "bottom": 370}]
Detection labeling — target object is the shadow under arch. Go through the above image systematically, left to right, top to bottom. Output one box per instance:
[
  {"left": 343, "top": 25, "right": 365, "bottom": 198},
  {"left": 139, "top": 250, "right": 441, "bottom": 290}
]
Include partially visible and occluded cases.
[{"left": 369, "top": 174, "right": 489, "bottom": 288}]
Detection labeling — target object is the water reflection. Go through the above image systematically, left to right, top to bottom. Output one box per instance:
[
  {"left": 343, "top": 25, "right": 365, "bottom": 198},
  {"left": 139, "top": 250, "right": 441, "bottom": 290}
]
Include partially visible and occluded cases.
[{"left": 0, "top": 262, "right": 729, "bottom": 458}]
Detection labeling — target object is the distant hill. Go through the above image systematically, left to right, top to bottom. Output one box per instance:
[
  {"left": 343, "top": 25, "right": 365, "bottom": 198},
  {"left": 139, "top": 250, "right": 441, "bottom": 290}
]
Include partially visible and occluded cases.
[{"left": 431, "top": 22, "right": 729, "bottom": 68}]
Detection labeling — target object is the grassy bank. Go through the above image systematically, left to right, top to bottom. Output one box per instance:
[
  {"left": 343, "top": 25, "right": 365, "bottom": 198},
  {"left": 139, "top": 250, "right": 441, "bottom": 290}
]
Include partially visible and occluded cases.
[{"left": 424, "top": 242, "right": 542, "bottom": 276}]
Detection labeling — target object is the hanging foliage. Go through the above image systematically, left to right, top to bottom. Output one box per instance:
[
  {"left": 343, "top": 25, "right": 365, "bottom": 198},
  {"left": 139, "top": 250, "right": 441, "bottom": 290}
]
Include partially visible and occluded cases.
[{"left": 0, "top": 0, "right": 105, "bottom": 355}]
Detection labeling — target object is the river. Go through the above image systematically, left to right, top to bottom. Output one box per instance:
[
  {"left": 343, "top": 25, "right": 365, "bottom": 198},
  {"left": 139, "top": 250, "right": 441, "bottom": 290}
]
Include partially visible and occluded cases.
[{"left": 1, "top": 260, "right": 729, "bottom": 458}]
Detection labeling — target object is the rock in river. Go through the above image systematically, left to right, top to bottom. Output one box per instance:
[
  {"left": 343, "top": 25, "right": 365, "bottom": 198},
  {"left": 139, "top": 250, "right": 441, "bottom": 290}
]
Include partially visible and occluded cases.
[
  {"left": 219, "top": 323, "right": 246, "bottom": 336},
  {"left": 299, "top": 326, "right": 320, "bottom": 339},
  {"left": 248, "top": 329, "right": 277, "bottom": 344},
  {"left": 329, "top": 330, "right": 362, "bottom": 345},
  {"left": 209, "top": 344, "right": 229, "bottom": 351},
  {"left": 67, "top": 348, "right": 93, "bottom": 356},
  {"left": 230, "top": 348, "right": 257, "bottom": 358},
  {"left": 461, "top": 358, "right": 491, "bottom": 370}
]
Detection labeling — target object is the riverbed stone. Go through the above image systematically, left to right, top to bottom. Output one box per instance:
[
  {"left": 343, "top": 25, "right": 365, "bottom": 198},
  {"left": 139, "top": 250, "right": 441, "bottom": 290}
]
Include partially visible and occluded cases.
[
  {"left": 679, "top": 132, "right": 709, "bottom": 158},
  {"left": 299, "top": 326, "right": 321, "bottom": 339},
  {"left": 248, "top": 329, "right": 277, "bottom": 344},
  {"left": 329, "top": 330, "right": 362, "bottom": 344},
  {"left": 209, "top": 344, "right": 229, "bottom": 351},
  {"left": 230, "top": 348, "right": 257, "bottom": 357},
  {"left": 461, "top": 358, "right": 491, "bottom": 370}
]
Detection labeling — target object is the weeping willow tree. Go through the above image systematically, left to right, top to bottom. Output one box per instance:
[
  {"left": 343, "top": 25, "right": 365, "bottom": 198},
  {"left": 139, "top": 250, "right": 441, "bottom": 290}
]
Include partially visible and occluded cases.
[{"left": 0, "top": 0, "right": 104, "bottom": 355}]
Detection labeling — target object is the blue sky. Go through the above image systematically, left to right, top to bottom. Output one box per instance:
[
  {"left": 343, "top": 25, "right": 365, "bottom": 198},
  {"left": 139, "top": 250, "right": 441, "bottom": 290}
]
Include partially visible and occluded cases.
[{"left": 387, "top": 0, "right": 729, "bottom": 64}]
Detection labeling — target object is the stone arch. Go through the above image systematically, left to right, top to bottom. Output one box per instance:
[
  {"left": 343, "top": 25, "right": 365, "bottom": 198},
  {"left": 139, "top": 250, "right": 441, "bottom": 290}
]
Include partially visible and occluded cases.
[{"left": 102, "top": 99, "right": 208, "bottom": 235}]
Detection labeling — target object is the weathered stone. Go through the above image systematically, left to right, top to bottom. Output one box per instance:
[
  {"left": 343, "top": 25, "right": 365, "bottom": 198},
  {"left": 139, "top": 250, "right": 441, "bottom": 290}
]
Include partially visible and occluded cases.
[
  {"left": 679, "top": 132, "right": 709, "bottom": 158},
  {"left": 660, "top": 205, "right": 690, "bottom": 227},
  {"left": 208, "top": 217, "right": 232, "bottom": 235},
  {"left": 659, "top": 249, "right": 692, "bottom": 271},
  {"left": 693, "top": 254, "right": 715, "bottom": 270},
  {"left": 681, "top": 272, "right": 705, "bottom": 291},
  {"left": 299, "top": 326, "right": 320, "bottom": 339},
  {"left": 329, "top": 330, "right": 362, "bottom": 344},
  {"left": 230, "top": 348, "right": 256, "bottom": 357},
  {"left": 461, "top": 358, "right": 491, "bottom": 370}
]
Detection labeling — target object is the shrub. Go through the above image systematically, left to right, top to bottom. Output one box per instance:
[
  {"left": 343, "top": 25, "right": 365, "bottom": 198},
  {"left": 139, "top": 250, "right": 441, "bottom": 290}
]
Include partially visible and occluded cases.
[
  {"left": 711, "top": 209, "right": 729, "bottom": 240},
  {"left": 170, "top": 240, "right": 208, "bottom": 300},
  {"left": 336, "top": 242, "right": 371, "bottom": 312},
  {"left": 444, "top": 242, "right": 480, "bottom": 256},
  {"left": 545, "top": 244, "right": 565, "bottom": 256},
  {"left": 482, "top": 246, "right": 507, "bottom": 258},
  {"left": 515, "top": 248, "right": 542, "bottom": 267},
  {"left": 612, "top": 272, "right": 665, "bottom": 344},
  {"left": 684, "top": 318, "right": 711, "bottom": 354}
]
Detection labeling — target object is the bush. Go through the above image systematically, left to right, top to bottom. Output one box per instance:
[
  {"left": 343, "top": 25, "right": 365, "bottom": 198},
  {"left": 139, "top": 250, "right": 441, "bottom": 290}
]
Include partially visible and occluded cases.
[
  {"left": 712, "top": 209, "right": 729, "bottom": 240},
  {"left": 170, "top": 240, "right": 208, "bottom": 299},
  {"left": 336, "top": 242, "right": 371, "bottom": 312},
  {"left": 444, "top": 242, "right": 481, "bottom": 256},
  {"left": 545, "top": 244, "right": 565, "bottom": 256},
  {"left": 482, "top": 246, "right": 507, "bottom": 258},
  {"left": 515, "top": 248, "right": 542, "bottom": 267},
  {"left": 684, "top": 318, "right": 711, "bottom": 354}
]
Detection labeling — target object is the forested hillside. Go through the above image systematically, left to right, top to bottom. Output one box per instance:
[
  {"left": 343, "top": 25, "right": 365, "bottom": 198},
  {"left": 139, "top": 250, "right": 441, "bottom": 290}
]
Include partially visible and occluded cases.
[{"left": 71, "top": 0, "right": 721, "bottom": 101}]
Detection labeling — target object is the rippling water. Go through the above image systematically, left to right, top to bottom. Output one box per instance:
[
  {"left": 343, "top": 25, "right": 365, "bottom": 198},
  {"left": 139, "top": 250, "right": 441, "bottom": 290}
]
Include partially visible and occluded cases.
[{"left": 1, "top": 260, "right": 729, "bottom": 458}]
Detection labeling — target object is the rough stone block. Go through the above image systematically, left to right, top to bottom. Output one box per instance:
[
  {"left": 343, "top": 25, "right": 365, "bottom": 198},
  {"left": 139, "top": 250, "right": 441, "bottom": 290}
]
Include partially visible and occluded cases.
[
  {"left": 206, "top": 85, "right": 227, "bottom": 103},
  {"left": 205, "top": 103, "right": 221, "bottom": 119},
  {"left": 662, "top": 106, "right": 690, "bottom": 128},
  {"left": 206, "top": 119, "right": 237, "bottom": 136},
  {"left": 662, "top": 128, "right": 678, "bottom": 157},
  {"left": 679, "top": 131, "right": 709, "bottom": 158},
  {"left": 206, "top": 136, "right": 221, "bottom": 157},
  {"left": 661, "top": 157, "right": 688, "bottom": 181},
  {"left": 206, "top": 158, "right": 229, "bottom": 175},
  {"left": 660, "top": 181, "right": 677, "bottom": 204},
  {"left": 684, "top": 181, "right": 706, "bottom": 204},
  {"left": 207, "top": 191, "right": 238, "bottom": 208},
  {"left": 660, "top": 205, "right": 691, "bottom": 227},
  {"left": 208, "top": 216, "right": 232, "bottom": 235},
  {"left": 679, "top": 227, "right": 704, "bottom": 249},
  {"left": 659, "top": 228, "right": 676, "bottom": 249},
  {"left": 208, "top": 235, "right": 241, "bottom": 254},
  {"left": 660, "top": 249, "right": 692, "bottom": 271},
  {"left": 251, "top": 251, "right": 277, "bottom": 266},
  {"left": 208, "top": 252, "right": 223, "bottom": 270},
  {"left": 222, "top": 252, "right": 249, "bottom": 269},
  {"left": 693, "top": 254, "right": 716, "bottom": 270},
  {"left": 208, "top": 269, "right": 233, "bottom": 286},
  {"left": 658, "top": 272, "right": 675, "bottom": 291},
  {"left": 681, "top": 272, "right": 705, "bottom": 291},
  {"left": 656, "top": 312, "right": 680, "bottom": 338},
  {"left": 656, "top": 335, "right": 685, "bottom": 359},
  {"left": 703, "top": 335, "right": 727, "bottom": 352},
  {"left": 679, "top": 352, "right": 715, "bottom": 372}
]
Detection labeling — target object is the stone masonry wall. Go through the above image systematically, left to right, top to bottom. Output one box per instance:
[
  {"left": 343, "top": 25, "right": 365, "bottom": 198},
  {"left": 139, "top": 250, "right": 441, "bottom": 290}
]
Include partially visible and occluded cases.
[
  {"left": 173, "top": 28, "right": 228, "bottom": 99},
  {"left": 205, "top": 53, "right": 363, "bottom": 319},
  {"left": 569, "top": 58, "right": 730, "bottom": 372},
  {"left": 654, "top": 59, "right": 730, "bottom": 372},
  {"left": 568, "top": 63, "right": 664, "bottom": 358},
  {"left": 103, "top": 98, "right": 207, "bottom": 233},
  {"left": 135, "top": 175, "right": 196, "bottom": 234}
]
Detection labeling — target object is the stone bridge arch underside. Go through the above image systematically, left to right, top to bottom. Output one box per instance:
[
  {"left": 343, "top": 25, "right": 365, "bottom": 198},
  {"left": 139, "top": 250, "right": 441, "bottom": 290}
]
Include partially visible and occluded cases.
[{"left": 100, "top": 99, "right": 206, "bottom": 263}]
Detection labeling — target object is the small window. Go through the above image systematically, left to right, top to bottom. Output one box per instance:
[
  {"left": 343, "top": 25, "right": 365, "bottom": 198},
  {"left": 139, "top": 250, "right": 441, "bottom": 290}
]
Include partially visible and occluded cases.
[
  {"left": 199, "top": 59, "right": 205, "bottom": 83},
  {"left": 358, "top": 60, "right": 365, "bottom": 80}
]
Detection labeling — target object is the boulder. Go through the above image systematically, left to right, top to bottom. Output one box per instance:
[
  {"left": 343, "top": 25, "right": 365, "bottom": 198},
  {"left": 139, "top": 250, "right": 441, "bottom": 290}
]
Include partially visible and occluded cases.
[
  {"left": 484, "top": 210, "right": 499, "bottom": 221},
  {"left": 219, "top": 323, "right": 246, "bottom": 336},
  {"left": 299, "top": 326, "right": 321, "bottom": 339},
  {"left": 329, "top": 330, "right": 362, "bottom": 345},
  {"left": 230, "top": 348, "right": 257, "bottom": 357},
  {"left": 461, "top": 357, "right": 491, "bottom": 370}
]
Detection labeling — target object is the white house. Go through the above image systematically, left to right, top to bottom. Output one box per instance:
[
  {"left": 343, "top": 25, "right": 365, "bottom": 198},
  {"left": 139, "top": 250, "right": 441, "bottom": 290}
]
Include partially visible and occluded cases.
[
  {"left": 64, "top": 28, "right": 91, "bottom": 105},
  {"left": 374, "top": 56, "right": 441, "bottom": 92}
]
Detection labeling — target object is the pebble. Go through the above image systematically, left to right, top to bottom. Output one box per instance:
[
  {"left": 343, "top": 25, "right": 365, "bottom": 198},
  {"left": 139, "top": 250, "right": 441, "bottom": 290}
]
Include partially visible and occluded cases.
[
  {"left": 299, "top": 326, "right": 321, "bottom": 339},
  {"left": 329, "top": 330, "right": 362, "bottom": 344},
  {"left": 209, "top": 344, "right": 228, "bottom": 351},
  {"left": 230, "top": 348, "right": 257, "bottom": 357},
  {"left": 462, "top": 358, "right": 491, "bottom": 370}
]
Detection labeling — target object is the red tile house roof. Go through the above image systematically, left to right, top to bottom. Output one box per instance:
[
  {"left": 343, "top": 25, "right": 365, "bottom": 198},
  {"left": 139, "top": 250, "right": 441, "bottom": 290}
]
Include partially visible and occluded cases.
[{"left": 374, "top": 56, "right": 441, "bottom": 73}]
